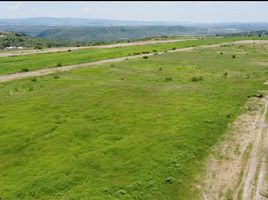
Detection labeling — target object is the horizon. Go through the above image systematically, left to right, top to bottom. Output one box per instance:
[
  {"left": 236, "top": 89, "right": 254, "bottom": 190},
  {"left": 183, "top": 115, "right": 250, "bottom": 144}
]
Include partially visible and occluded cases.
[
  {"left": 0, "top": 1, "right": 268, "bottom": 23},
  {"left": 0, "top": 16, "right": 268, "bottom": 24}
]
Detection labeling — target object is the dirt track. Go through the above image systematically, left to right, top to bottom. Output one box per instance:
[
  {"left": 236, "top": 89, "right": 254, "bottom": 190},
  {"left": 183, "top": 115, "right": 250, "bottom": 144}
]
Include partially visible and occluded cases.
[
  {"left": 0, "top": 38, "right": 196, "bottom": 58},
  {"left": 0, "top": 40, "right": 268, "bottom": 84},
  {"left": 202, "top": 94, "right": 268, "bottom": 200}
]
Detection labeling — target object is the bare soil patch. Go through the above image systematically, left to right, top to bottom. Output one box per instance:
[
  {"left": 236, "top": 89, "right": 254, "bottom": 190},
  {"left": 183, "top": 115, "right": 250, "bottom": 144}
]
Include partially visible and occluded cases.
[{"left": 201, "top": 94, "right": 268, "bottom": 200}]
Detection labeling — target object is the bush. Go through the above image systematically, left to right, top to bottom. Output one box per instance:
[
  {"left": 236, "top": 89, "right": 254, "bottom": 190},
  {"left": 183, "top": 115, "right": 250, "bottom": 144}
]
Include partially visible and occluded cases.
[
  {"left": 34, "top": 46, "right": 42, "bottom": 49},
  {"left": 172, "top": 47, "right": 176, "bottom": 50},
  {"left": 68, "top": 49, "right": 71, "bottom": 52},
  {"left": 153, "top": 49, "right": 157, "bottom": 52},
  {"left": 142, "top": 51, "right": 149, "bottom": 54},
  {"left": 220, "top": 52, "right": 223, "bottom": 55},
  {"left": 232, "top": 55, "right": 236, "bottom": 59},
  {"left": 143, "top": 56, "right": 149, "bottom": 59},
  {"left": 56, "top": 63, "right": 62, "bottom": 67},
  {"left": 110, "top": 64, "right": 115, "bottom": 67},
  {"left": 158, "top": 67, "right": 162, "bottom": 71},
  {"left": 21, "top": 68, "right": 29, "bottom": 72},
  {"left": 54, "top": 75, "right": 60, "bottom": 79},
  {"left": 191, "top": 76, "right": 203, "bottom": 82},
  {"left": 165, "top": 77, "right": 172, "bottom": 81},
  {"left": 31, "top": 78, "right": 37, "bottom": 82},
  {"left": 27, "top": 87, "right": 33, "bottom": 91},
  {"left": 165, "top": 177, "right": 175, "bottom": 184},
  {"left": 117, "top": 189, "right": 126, "bottom": 195}
]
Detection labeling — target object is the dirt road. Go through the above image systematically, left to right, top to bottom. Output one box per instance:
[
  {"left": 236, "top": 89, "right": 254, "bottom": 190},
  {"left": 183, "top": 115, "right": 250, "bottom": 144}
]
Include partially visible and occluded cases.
[
  {"left": 0, "top": 38, "right": 196, "bottom": 58},
  {"left": 0, "top": 40, "right": 267, "bottom": 83},
  {"left": 0, "top": 45, "right": 196, "bottom": 83},
  {"left": 202, "top": 94, "right": 268, "bottom": 200},
  {"left": 240, "top": 100, "right": 268, "bottom": 200}
]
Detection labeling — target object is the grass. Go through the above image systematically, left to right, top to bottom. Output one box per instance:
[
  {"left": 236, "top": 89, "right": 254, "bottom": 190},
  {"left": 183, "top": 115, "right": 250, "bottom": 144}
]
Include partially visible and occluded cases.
[
  {"left": 0, "top": 36, "right": 267, "bottom": 75},
  {"left": 0, "top": 40, "right": 268, "bottom": 200}
]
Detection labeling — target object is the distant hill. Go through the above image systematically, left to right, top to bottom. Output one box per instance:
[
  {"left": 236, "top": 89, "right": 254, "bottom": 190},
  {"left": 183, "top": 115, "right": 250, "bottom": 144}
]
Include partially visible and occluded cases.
[
  {"left": 0, "top": 17, "right": 174, "bottom": 27},
  {"left": 0, "top": 18, "right": 268, "bottom": 43},
  {"left": 36, "top": 26, "right": 204, "bottom": 42},
  {"left": 221, "top": 30, "right": 268, "bottom": 37},
  {"left": 0, "top": 31, "right": 72, "bottom": 49}
]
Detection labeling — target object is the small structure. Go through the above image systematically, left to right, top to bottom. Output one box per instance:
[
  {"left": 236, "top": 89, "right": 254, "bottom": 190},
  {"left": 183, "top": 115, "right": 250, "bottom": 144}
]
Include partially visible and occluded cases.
[{"left": 4, "top": 46, "right": 24, "bottom": 50}]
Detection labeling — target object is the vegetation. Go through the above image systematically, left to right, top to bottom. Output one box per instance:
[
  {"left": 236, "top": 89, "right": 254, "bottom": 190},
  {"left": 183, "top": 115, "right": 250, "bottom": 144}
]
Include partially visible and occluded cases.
[
  {"left": 2, "top": 20, "right": 268, "bottom": 43},
  {"left": 0, "top": 32, "right": 70, "bottom": 49},
  {"left": 0, "top": 36, "right": 267, "bottom": 75},
  {"left": 0, "top": 40, "right": 268, "bottom": 199}
]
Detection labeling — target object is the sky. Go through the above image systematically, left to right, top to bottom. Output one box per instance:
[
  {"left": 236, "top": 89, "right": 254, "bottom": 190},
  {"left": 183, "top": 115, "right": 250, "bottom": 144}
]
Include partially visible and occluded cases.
[{"left": 0, "top": 1, "right": 268, "bottom": 23}]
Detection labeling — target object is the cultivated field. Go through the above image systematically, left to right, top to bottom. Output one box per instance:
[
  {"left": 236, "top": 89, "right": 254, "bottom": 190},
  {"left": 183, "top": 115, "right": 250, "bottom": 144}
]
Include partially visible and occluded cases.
[{"left": 0, "top": 37, "right": 268, "bottom": 200}]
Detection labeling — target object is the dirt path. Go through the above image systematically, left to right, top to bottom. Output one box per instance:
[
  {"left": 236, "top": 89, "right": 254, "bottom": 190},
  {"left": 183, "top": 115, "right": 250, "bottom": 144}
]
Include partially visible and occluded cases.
[
  {"left": 0, "top": 38, "right": 196, "bottom": 58},
  {"left": 0, "top": 40, "right": 267, "bottom": 83},
  {"left": 202, "top": 94, "right": 268, "bottom": 200},
  {"left": 240, "top": 101, "right": 268, "bottom": 200}
]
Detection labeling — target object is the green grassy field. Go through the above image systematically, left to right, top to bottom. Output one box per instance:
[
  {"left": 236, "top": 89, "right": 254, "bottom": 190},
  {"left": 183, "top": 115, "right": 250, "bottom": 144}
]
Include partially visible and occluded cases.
[
  {"left": 0, "top": 36, "right": 266, "bottom": 75},
  {"left": 0, "top": 40, "right": 268, "bottom": 200}
]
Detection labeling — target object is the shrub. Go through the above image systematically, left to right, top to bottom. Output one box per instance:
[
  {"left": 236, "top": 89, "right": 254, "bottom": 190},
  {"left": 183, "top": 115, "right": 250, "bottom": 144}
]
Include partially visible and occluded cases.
[
  {"left": 34, "top": 46, "right": 42, "bottom": 50},
  {"left": 172, "top": 47, "right": 176, "bottom": 50},
  {"left": 68, "top": 49, "right": 71, "bottom": 52},
  {"left": 153, "top": 49, "right": 157, "bottom": 52},
  {"left": 142, "top": 51, "right": 149, "bottom": 54},
  {"left": 220, "top": 52, "right": 223, "bottom": 55},
  {"left": 232, "top": 55, "right": 236, "bottom": 59},
  {"left": 143, "top": 56, "right": 149, "bottom": 59},
  {"left": 56, "top": 63, "right": 62, "bottom": 67},
  {"left": 110, "top": 64, "right": 115, "bottom": 67},
  {"left": 158, "top": 67, "right": 162, "bottom": 71},
  {"left": 21, "top": 68, "right": 29, "bottom": 72},
  {"left": 54, "top": 75, "right": 60, "bottom": 79},
  {"left": 191, "top": 76, "right": 203, "bottom": 82},
  {"left": 165, "top": 77, "right": 172, "bottom": 81},
  {"left": 31, "top": 78, "right": 37, "bottom": 82},
  {"left": 27, "top": 87, "right": 33, "bottom": 91},
  {"left": 165, "top": 177, "right": 175, "bottom": 184},
  {"left": 117, "top": 189, "right": 126, "bottom": 195}
]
